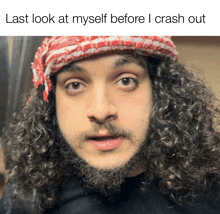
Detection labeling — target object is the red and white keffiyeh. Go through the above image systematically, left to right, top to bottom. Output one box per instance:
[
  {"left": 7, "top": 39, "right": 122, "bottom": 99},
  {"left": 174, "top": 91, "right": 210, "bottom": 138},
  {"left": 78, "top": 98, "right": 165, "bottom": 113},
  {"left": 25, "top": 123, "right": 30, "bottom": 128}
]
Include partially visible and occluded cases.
[{"left": 32, "top": 36, "right": 178, "bottom": 102}]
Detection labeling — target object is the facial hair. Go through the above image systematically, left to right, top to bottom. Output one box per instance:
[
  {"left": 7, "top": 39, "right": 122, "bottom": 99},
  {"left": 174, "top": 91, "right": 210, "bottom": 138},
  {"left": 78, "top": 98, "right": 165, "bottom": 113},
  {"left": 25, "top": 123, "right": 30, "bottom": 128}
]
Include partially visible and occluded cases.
[{"left": 57, "top": 121, "right": 148, "bottom": 197}]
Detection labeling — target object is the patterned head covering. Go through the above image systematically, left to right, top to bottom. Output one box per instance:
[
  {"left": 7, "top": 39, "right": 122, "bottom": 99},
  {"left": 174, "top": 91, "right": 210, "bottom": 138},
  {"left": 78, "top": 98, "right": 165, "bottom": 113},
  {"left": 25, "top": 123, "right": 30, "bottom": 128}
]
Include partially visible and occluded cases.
[{"left": 32, "top": 36, "right": 178, "bottom": 102}]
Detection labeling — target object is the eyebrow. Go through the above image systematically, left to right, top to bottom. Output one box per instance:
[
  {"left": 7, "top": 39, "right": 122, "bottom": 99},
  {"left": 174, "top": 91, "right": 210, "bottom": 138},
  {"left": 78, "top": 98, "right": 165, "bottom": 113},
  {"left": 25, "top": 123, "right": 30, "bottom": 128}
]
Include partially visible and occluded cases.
[
  {"left": 58, "top": 54, "right": 148, "bottom": 75},
  {"left": 112, "top": 55, "right": 148, "bottom": 70},
  {"left": 60, "top": 63, "right": 86, "bottom": 73}
]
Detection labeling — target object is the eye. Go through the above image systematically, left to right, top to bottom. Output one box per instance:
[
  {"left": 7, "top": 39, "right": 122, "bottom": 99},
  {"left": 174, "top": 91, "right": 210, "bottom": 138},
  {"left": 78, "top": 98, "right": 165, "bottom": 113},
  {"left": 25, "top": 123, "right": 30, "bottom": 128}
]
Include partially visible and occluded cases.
[
  {"left": 117, "top": 77, "right": 138, "bottom": 90},
  {"left": 65, "top": 81, "right": 86, "bottom": 93}
]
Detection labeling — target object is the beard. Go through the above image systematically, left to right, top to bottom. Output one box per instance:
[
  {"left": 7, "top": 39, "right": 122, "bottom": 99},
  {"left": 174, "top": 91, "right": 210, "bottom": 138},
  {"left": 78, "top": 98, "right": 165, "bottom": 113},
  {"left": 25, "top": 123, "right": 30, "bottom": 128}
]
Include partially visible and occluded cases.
[{"left": 57, "top": 122, "right": 148, "bottom": 197}]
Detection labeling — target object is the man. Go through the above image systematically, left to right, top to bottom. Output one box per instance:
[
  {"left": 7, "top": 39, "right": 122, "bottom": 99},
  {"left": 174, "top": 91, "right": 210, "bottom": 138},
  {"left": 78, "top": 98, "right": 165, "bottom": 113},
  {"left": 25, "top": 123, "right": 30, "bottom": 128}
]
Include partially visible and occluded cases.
[{"left": 1, "top": 36, "right": 220, "bottom": 213}]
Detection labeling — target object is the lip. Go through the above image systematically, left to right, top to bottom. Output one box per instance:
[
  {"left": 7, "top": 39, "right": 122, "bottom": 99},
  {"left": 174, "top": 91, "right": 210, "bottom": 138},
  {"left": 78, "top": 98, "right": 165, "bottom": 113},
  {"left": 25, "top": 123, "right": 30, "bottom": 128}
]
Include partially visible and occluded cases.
[{"left": 89, "top": 134, "right": 123, "bottom": 151}]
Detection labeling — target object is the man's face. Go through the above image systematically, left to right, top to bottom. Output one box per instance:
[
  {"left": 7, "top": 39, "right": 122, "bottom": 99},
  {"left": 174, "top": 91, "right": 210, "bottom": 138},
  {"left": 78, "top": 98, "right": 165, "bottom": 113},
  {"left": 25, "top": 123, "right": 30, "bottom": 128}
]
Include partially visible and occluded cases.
[{"left": 56, "top": 53, "right": 152, "bottom": 172}]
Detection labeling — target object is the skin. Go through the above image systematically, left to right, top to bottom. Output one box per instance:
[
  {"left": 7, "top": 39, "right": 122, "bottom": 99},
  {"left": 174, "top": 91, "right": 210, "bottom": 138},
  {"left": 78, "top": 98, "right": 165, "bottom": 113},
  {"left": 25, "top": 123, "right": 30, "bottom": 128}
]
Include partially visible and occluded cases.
[{"left": 56, "top": 53, "right": 153, "bottom": 174}]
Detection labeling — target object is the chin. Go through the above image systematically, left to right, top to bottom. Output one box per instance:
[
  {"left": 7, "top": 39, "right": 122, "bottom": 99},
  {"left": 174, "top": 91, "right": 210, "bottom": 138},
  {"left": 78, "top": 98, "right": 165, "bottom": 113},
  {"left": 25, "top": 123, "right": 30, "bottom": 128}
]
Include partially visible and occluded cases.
[
  {"left": 81, "top": 149, "right": 140, "bottom": 172},
  {"left": 90, "top": 161, "right": 128, "bottom": 171}
]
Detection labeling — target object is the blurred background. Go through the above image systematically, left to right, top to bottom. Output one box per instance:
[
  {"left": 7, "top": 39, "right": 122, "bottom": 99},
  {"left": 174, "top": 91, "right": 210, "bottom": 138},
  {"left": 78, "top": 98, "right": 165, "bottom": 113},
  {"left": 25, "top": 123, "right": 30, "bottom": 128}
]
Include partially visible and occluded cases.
[{"left": 0, "top": 36, "right": 220, "bottom": 135}]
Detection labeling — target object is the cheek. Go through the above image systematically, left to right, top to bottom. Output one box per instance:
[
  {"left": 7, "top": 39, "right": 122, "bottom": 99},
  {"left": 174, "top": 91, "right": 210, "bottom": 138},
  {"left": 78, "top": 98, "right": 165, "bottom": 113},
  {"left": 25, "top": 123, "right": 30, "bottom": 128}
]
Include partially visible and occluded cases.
[
  {"left": 56, "top": 88, "right": 83, "bottom": 118},
  {"left": 56, "top": 90, "right": 86, "bottom": 135},
  {"left": 117, "top": 90, "right": 152, "bottom": 138},
  {"left": 119, "top": 91, "right": 152, "bottom": 121},
  {"left": 56, "top": 92, "right": 71, "bottom": 123}
]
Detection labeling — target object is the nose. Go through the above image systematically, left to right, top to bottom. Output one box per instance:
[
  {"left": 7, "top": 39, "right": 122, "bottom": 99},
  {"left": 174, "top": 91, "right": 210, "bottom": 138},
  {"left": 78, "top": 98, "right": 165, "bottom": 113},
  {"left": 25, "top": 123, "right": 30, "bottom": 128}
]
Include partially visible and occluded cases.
[{"left": 86, "top": 86, "right": 117, "bottom": 124}]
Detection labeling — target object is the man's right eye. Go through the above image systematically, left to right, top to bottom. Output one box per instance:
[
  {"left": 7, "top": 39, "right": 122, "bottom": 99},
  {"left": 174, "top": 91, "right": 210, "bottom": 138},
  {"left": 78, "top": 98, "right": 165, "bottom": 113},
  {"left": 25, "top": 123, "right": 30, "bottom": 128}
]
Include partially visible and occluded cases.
[{"left": 65, "top": 81, "right": 86, "bottom": 94}]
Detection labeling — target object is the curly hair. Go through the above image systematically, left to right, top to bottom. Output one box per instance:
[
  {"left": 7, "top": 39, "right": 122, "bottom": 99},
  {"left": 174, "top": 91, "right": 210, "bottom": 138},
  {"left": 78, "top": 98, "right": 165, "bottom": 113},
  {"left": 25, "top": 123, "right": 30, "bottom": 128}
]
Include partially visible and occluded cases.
[{"left": 2, "top": 56, "right": 220, "bottom": 211}]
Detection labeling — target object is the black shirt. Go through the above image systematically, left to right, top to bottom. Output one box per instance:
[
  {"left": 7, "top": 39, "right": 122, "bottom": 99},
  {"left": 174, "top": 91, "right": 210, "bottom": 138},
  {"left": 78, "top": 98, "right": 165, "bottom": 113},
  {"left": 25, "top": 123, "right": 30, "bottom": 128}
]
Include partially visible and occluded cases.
[{"left": 3, "top": 173, "right": 220, "bottom": 213}]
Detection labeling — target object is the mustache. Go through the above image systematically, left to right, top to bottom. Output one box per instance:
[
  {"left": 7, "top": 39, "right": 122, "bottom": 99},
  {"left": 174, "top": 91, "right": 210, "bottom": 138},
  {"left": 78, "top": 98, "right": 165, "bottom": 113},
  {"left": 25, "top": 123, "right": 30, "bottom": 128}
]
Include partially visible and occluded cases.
[{"left": 78, "top": 122, "right": 133, "bottom": 141}]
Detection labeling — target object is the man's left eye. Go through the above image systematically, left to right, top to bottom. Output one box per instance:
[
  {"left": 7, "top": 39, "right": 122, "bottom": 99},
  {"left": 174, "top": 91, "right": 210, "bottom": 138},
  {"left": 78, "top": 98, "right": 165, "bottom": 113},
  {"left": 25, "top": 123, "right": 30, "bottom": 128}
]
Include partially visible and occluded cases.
[{"left": 118, "top": 78, "right": 137, "bottom": 87}]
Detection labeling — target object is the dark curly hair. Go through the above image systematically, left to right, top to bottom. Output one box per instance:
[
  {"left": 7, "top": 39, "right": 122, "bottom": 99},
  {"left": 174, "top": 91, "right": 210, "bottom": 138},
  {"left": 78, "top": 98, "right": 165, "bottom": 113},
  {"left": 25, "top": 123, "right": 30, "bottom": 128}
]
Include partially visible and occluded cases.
[{"left": 2, "top": 56, "right": 220, "bottom": 211}]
